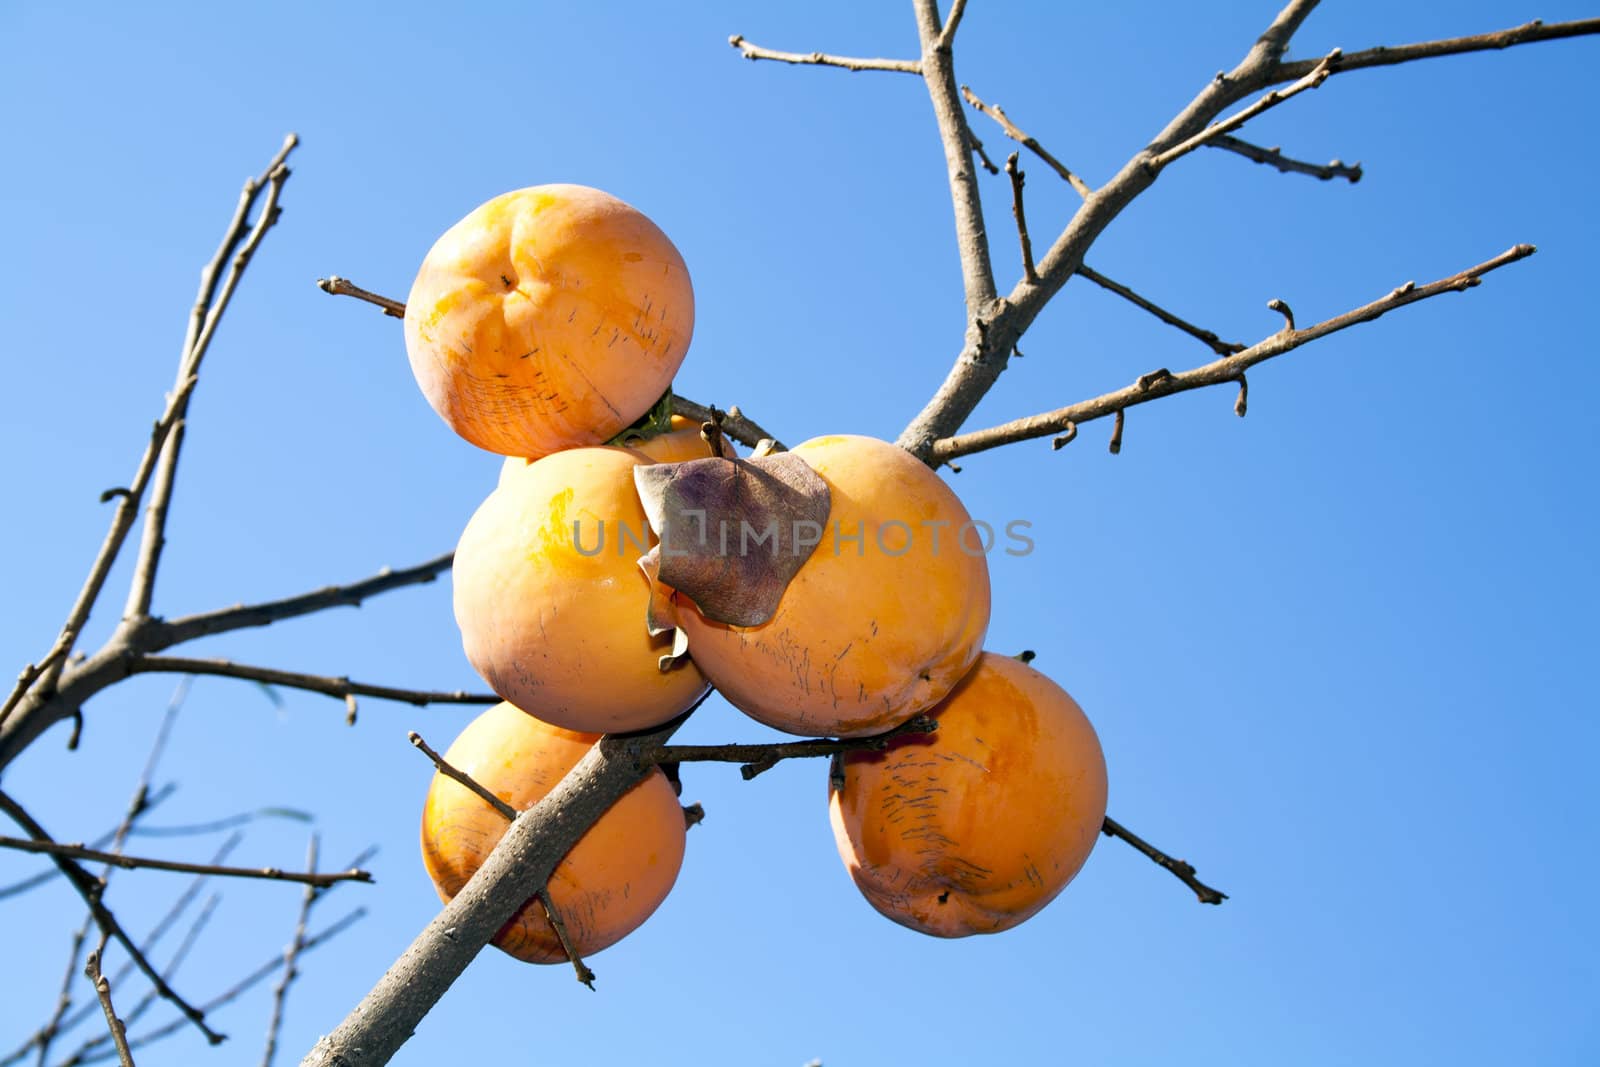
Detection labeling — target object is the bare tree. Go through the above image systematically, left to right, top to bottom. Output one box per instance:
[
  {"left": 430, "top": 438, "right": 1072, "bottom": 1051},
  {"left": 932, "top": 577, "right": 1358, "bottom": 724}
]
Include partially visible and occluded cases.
[{"left": 0, "top": 4, "right": 1593, "bottom": 1066}]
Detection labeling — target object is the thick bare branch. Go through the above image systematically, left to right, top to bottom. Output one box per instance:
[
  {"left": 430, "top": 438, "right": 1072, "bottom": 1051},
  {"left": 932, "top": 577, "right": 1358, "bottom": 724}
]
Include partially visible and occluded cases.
[
  {"left": 913, "top": 0, "right": 997, "bottom": 319},
  {"left": 1276, "top": 16, "right": 1600, "bottom": 81},
  {"left": 726, "top": 34, "right": 921, "bottom": 74},
  {"left": 961, "top": 85, "right": 1092, "bottom": 198},
  {"left": 125, "top": 135, "right": 299, "bottom": 622},
  {"left": 1210, "top": 135, "right": 1361, "bottom": 182},
  {"left": 932, "top": 245, "right": 1533, "bottom": 462},
  {"left": 1075, "top": 265, "right": 1246, "bottom": 357},
  {"left": 155, "top": 552, "right": 454, "bottom": 646},
  {"left": 128, "top": 656, "right": 495, "bottom": 709},
  {"left": 303, "top": 717, "right": 685, "bottom": 1067},
  {"left": 1102, "top": 817, "right": 1227, "bottom": 905},
  {"left": 0, "top": 835, "right": 369, "bottom": 888}
]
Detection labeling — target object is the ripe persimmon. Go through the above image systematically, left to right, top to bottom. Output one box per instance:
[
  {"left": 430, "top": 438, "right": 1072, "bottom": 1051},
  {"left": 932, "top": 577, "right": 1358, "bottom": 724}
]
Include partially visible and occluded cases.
[
  {"left": 405, "top": 184, "right": 694, "bottom": 457},
  {"left": 498, "top": 414, "right": 732, "bottom": 488},
  {"left": 674, "top": 434, "right": 990, "bottom": 738},
  {"left": 454, "top": 446, "right": 709, "bottom": 734},
  {"left": 829, "top": 652, "right": 1108, "bottom": 937},
  {"left": 420, "top": 701, "right": 685, "bottom": 963}
]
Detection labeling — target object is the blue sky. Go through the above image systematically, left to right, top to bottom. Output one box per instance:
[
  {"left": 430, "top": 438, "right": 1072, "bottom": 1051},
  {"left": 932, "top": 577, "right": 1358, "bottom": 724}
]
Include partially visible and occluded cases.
[{"left": 1, "top": 2, "right": 1596, "bottom": 1064}]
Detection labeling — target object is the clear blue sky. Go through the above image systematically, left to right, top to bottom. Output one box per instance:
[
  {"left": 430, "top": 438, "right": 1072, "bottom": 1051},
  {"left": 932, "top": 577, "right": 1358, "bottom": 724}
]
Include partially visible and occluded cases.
[{"left": 2, "top": 2, "right": 1597, "bottom": 1064}]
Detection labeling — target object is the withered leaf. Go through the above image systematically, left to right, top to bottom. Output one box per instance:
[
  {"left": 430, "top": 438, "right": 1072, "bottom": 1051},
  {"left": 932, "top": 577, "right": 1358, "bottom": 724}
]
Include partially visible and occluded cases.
[{"left": 633, "top": 453, "right": 831, "bottom": 629}]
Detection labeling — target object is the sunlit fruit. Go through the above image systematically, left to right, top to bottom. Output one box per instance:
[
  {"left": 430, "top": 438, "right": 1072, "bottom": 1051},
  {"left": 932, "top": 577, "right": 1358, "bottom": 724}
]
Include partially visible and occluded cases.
[
  {"left": 405, "top": 184, "right": 694, "bottom": 457},
  {"left": 674, "top": 434, "right": 990, "bottom": 737},
  {"left": 454, "top": 446, "right": 709, "bottom": 734},
  {"left": 829, "top": 652, "right": 1108, "bottom": 937},
  {"left": 420, "top": 701, "right": 685, "bottom": 962}
]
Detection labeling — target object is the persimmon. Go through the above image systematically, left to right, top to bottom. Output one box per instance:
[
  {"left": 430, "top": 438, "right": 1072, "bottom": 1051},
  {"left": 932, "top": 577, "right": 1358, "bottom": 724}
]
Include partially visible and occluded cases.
[
  {"left": 405, "top": 184, "right": 694, "bottom": 457},
  {"left": 498, "top": 414, "right": 732, "bottom": 489},
  {"left": 673, "top": 434, "right": 990, "bottom": 738},
  {"left": 454, "top": 446, "right": 709, "bottom": 734},
  {"left": 829, "top": 652, "right": 1108, "bottom": 938},
  {"left": 420, "top": 701, "right": 685, "bottom": 963}
]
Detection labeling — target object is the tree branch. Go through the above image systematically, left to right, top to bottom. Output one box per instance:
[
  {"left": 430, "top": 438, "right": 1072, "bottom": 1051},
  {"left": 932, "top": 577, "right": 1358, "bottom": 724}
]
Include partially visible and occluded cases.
[
  {"left": 913, "top": 0, "right": 997, "bottom": 319},
  {"left": 934, "top": 0, "right": 968, "bottom": 51},
  {"left": 1275, "top": 16, "right": 1600, "bottom": 81},
  {"left": 726, "top": 34, "right": 920, "bottom": 74},
  {"left": 1150, "top": 49, "right": 1341, "bottom": 173},
  {"left": 961, "top": 85, "right": 1092, "bottom": 198},
  {"left": 124, "top": 134, "right": 299, "bottom": 623},
  {"left": 1209, "top": 135, "right": 1361, "bottom": 182},
  {"left": 1004, "top": 154, "right": 1039, "bottom": 284},
  {"left": 931, "top": 244, "right": 1533, "bottom": 462},
  {"left": 1074, "top": 265, "right": 1246, "bottom": 357},
  {"left": 313, "top": 276, "right": 404, "bottom": 317},
  {"left": 668, "top": 395, "right": 785, "bottom": 452},
  {"left": 154, "top": 552, "right": 454, "bottom": 646},
  {"left": 127, "top": 656, "right": 496, "bottom": 709},
  {"left": 653, "top": 714, "right": 938, "bottom": 781},
  {"left": 302, "top": 718, "right": 685, "bottom": 1067},
  {"left": 408, "top": 732, "right": 517, "bottom": 820},
  {"left": 0, "top": 792, "right": 223, "bottom": 1046},
  {"left": 1102, "top": 816, "right": 1227, "bottom": 905},
  {"left": 0, "top": 835, "right": 369, "bottom": 888},
  {"left": 260, "top": 835, "right": 320, "bottom": 1067},
  {"left": 84, "top": 937, "right": 137, "bottom": 1067}
]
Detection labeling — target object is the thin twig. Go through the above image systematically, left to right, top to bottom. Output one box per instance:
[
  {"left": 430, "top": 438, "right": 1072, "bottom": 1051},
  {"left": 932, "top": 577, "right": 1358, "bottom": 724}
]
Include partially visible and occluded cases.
[
  {"left": 1275, "top": 16, "right": 1600, "bottom": 81},
  {"left": 726, "top": 34, "right": 920, "bottom": 74},
  {"left": 1151, "top": 50, "right": 1341, "bottom": 172},
  {"left": 961, "top": 85, "right": 1093, "bottom": 198},
  {"left": 966, "top": 129, "right": 1000, "bottom": 174},
  {"left": 124, "top": 134, "right": 299, "bottom": 623},
  {"left": 1209, "top": 135, "right": 1361, "bottom": 182},
  {"left": 1005, "top": 154, "right": 1038, "bottom": 283},
  {"left": 930, "top": 245, "right": 1534, "bottom": 462},
  {"left": 1075, "top": 265, "right": 1246, "bottom": 357},
  {"left": 314, "top": 277, "right": 404, "bottom": 317},
  {"left": 669, "top": 395, "right": 785, "bottom": 452},
  {"left": 155, "top": 552, "right": 454, "bottom": 645},
  {"left": 127, "top": 656, "right": 496, "bottom": 709},
  {"left": 653, "top": 714, "right": 938, "bottom": 781},
  {"left": 408, "top": 732, "right": 517, "bottom": 820},
  {"left": 0, "top": 785, "right": 176, "bottom": 901},
  {"left": 0, "top": 792, "right": 222, "bottom": 1046},
  {"left": 1102, "top": 816, "right": 1227, "bottom": 905},
  {"left": 0, "top": 835, "right": 369, "bottom": 888},
  {"left": 260, "top": 836, "right": 320, "bottom": 1067},
  {"left": 536, "top": 889, "right": 596, "bottom": 990},
  {"left": 59, "top": 909, "right": 366, "bottom": 1067},
  {"left": 84, "top": 938, "right": 136, "bottom": 1067}
]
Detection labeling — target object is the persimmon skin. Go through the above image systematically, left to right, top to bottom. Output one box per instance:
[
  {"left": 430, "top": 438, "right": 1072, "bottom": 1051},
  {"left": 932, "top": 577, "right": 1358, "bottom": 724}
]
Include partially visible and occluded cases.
[
  {"left": 405, "top": 184, "right": 694, "bottom": 457},
  {"left": 498, "top": 414, "right": 733, "bottom": 488},
  {"left": 676, "top": 434, "right": 990, "bottom": 738},
  {"left": 454, "top": 446, "right": 709, "bottom": 734},
  {"left": 829, "top": 653, "right": 1108, "bottom": 938},
  {"left": 420, "top": 702, "right": 685, "bottom": 963}
]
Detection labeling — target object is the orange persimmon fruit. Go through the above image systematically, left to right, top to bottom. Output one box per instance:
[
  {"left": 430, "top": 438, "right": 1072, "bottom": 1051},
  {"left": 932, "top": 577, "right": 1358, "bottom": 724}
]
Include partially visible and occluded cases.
[
  {"left": 405, "top": 184, "right": 694, "bottom": 457},
  {"left": 498, "top": 414, "right": 733, "bottom": 489},
  {"left": 674, "top": 434, "right": 990, "bottom": 738},
  {"left": 454, "top": 446, "right": 709, "bottom": 734},
  {"left": 829, "top": 652, "right": 1108, "bottom": 937},
  {"left": 420, "top": 701, "right": 685, "bottom": 963}
]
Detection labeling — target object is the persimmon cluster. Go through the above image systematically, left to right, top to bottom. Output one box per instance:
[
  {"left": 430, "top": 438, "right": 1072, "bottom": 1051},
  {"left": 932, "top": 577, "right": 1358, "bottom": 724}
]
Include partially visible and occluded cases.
[{"left": 407, "top": 185, "right": 1107, "bottom": 966}]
